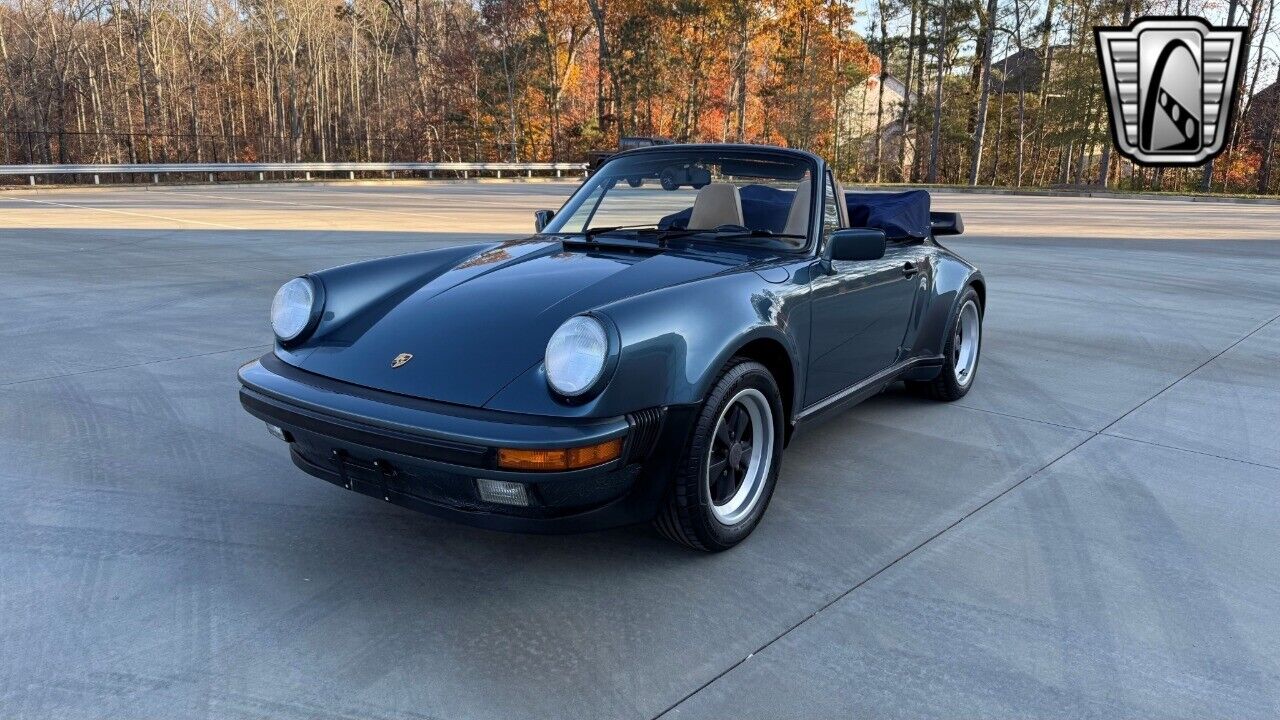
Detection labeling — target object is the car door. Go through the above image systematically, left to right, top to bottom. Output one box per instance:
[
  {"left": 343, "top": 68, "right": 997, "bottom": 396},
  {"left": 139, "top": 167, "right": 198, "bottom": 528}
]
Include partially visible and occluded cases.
[{"left": 804, "top": 175, "right": 923, "bottom": 406}]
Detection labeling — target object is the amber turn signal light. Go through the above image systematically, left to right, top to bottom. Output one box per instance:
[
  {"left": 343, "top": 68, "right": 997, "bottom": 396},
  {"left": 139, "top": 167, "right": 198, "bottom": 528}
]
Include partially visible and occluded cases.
[{"left": 497, "top": 437, "right": 624, "bottom": 471}]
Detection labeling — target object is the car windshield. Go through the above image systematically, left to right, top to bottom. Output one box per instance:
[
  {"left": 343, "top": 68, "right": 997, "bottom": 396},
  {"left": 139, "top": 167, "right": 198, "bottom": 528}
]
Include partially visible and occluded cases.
[{"left": 543, "top": 149, "right": 816, "bottom": 250}]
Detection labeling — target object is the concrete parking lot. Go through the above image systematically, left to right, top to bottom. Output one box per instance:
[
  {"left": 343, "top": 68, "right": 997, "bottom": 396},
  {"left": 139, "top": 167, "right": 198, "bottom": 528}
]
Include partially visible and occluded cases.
[{"left": 2, "top": 181, "right": 1278, "bottom": 719}]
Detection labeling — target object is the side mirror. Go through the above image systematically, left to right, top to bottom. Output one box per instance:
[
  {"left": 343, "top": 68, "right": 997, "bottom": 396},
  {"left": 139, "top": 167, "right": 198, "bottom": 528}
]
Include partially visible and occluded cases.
[
  {"left": 534, "top": 209, "right": 555, "bottom": 233},
  {"left": 930, "top": 211, "right": 964, "bottom": 236},
  {"left": 825, "top": 228, "right": 887, "bottom": 263}
]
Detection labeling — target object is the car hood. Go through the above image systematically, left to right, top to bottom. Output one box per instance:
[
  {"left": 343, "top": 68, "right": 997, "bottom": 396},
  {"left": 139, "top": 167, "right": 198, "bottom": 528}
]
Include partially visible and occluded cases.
[{"left": 295, "top": 239, "right": 747, "bottom": 406}]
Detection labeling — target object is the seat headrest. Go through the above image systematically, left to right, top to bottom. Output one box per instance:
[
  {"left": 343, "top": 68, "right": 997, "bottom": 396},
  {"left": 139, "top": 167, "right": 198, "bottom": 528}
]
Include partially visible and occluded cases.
[
  {"left": 783, "top": 177, "right": 813, "bottom": 237},
  {"left": 688, "top": 183, "right": 745, "bottom": 230}
]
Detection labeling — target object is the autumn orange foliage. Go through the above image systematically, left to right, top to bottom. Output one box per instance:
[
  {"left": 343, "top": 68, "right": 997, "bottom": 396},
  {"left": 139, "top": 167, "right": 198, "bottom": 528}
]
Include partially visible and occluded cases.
[{"left": 0, "top": 0, "right": 877, "bottom": 169}]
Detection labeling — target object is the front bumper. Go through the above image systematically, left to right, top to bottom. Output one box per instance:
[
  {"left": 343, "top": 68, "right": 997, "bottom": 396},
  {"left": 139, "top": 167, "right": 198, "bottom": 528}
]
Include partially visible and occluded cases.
[{"left": 239, "top": 354, "right": 691, "bottom": 533}]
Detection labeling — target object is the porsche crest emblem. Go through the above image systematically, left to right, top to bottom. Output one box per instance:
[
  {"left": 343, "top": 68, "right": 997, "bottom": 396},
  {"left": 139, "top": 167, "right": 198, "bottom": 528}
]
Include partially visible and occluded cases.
[
  {"left": 1095, "top": 16, "right": 1247, "bottom": 166},
  {"left": 391, "top": 353, "right": 413, "bottom": 369}
]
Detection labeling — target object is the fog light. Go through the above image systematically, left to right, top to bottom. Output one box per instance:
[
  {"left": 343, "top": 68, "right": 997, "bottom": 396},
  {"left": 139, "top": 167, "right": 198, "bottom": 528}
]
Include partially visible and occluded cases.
[
  {"left": 265, "top": 423, "right": 291, "bottom": 442},
  {"left": 497, "top": 437, "right": 623, "bottom": 471},
  {"left": 476, "top": 479, "right": 530, "bottom": 506}
]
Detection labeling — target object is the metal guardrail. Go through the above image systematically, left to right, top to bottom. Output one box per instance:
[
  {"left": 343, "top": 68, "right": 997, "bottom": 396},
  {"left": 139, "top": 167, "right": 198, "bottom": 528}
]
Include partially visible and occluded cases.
[{"left": 0, "top": 161, "right": 589, "bottom": 185}]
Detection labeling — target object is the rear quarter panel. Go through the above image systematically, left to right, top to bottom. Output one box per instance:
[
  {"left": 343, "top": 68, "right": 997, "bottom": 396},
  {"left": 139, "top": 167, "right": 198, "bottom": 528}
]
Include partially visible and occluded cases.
[{"left": 907, "top": 243, "right": 983, "bottom": 359}]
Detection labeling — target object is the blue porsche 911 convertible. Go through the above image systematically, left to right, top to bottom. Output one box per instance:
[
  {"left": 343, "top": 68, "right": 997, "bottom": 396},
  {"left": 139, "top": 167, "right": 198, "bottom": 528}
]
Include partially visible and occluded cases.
[{"left": 239, "top": 144, "right": 984, "bottom": 551}]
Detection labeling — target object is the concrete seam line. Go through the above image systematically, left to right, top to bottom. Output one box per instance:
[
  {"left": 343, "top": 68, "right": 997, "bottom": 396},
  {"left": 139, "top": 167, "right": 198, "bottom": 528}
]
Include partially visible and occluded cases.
[
  {"left": 146, "top": 187, "right": 454, "bottom": 220},
  {"left": 0, "top": 194, "right": 247, "bottom": 229},
  {"left": 1097, "top": 310, "right": 1280, "bottom": 437},
  {"left": 655, "top": 311, "right": 1277, "bottom": 718},
  {"left": 0, "top": 345, "right": 271, "bottom": 389},
  {"left": 944, "top": 375, "right": 1277, "bottom": 471},
  {"left": 947, "top": 401, "right": 1280, "bottom": 470},
  {"left": 948, "top": 402, "right": 1094, "bottom": 433},
  {"left": 651, "top": 431, "right": 1098, "bottom": 719},
  {"left": 1099, "top": 432, "right": 1280, "bottom": 473}
]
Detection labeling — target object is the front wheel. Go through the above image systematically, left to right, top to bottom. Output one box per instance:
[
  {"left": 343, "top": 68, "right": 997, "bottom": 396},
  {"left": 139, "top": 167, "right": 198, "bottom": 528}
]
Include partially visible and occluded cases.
[
  {"left": 909, "top": 286, "right": 982, "bottom": 401},
  {"left": 655, "top": 359, "right": 784, "bottom": 551}
]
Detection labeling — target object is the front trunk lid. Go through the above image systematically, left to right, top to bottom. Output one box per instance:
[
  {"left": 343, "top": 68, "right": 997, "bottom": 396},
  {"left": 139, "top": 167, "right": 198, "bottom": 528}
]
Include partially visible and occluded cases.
[{"left": 296, "top": 240, "right": 738, "bottom": 406}]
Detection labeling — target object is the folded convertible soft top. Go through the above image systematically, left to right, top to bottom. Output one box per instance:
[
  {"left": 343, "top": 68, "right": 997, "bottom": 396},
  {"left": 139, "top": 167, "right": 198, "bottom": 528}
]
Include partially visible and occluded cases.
[{"left": 844, "top": 189, "right": 931, "bottom": 240}]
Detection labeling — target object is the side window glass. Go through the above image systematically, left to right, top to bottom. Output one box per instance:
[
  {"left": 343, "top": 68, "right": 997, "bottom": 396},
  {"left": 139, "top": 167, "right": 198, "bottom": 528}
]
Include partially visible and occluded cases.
[{"left": 822, "top": 174, "right": 841, "bottom": 243}]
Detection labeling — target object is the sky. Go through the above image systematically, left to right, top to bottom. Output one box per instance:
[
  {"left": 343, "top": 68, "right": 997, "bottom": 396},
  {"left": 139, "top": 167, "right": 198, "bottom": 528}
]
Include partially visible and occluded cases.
[{"left": 852, "top": 0, "right": 1280, "bottom": 97}]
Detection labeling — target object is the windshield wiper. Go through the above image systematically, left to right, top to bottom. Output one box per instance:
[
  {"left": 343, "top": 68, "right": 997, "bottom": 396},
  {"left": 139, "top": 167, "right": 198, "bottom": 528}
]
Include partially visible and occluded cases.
[
  {"left": 582, "top": 224, "right": 659, "bottom": 241},
  {"left": 577, "top": 225, "right": 803, "bottom": 249},
  {"left": 580, "top": 225, "right": 700, "bottom": 248},
  {"left": 651, "top": 227, "right": 714, "bottom": 246},
  {"left": 711, "top": 229, "right": 807, "bottom": 241}
]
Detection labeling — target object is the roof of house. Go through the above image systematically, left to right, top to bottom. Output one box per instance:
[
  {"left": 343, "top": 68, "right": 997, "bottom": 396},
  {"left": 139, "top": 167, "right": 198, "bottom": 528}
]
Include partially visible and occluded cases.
[
  {"left": 991, "top": 45, "right": 1070, "bottom": 93},
  {"left": 864, "top": 73, "right": 917, "bottom": 105},
  {"left": 883, "top": 74, "right": 916, "bottom": 104},
  {"left": 1245, "top": 81, "right": 1280, "bottom": 144},
  {"left": 1251, "top": 81, "right": 1279, "bottom": 108}
]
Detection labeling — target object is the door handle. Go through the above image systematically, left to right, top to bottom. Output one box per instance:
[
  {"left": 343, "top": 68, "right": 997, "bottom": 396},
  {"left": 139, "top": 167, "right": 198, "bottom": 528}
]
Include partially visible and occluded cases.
[{"left": 901, "top": 262, "right": 919, "bottom": 277}]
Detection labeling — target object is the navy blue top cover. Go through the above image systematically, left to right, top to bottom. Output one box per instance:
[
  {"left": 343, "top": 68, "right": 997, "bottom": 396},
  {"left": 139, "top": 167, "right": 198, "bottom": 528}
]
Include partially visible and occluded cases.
[
  {"left": 657, "top": 185, "right": 932, "bottom": 241},
  {"left": 844, "top": 190, "right": 931, "bottom": 240}
]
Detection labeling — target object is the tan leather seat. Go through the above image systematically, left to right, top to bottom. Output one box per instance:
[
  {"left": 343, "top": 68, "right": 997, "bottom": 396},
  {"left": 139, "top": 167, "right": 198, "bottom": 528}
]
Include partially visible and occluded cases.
[
  {"left": 783, "top": 176, "right": 813, "bottom": 236},
  {"left": 688, "top": 183, "right": 744, "bottom": 229}
]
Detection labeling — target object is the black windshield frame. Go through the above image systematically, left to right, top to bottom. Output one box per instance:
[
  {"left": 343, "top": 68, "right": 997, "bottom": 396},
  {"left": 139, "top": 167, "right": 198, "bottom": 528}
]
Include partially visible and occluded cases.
[{"left": 542, "top": 146, "right": 824, "bottom": 255}]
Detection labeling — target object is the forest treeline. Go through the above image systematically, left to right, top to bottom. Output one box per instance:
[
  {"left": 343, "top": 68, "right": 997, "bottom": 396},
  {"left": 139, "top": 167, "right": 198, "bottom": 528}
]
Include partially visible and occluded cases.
[{"left": 2, "top": 0, "right": 1279, "bottom": 193}]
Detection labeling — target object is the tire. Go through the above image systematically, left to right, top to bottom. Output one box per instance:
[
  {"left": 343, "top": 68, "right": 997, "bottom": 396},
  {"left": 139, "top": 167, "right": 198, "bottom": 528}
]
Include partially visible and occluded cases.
[
  {"left": 659, "top": 170, "right": 678, "bottom": 191},
  {"left": 909, "top": 286, "right": 982, "bottom": 401},
  {"left": 655, "top": 358, "right": 784, "bottom": 551}
]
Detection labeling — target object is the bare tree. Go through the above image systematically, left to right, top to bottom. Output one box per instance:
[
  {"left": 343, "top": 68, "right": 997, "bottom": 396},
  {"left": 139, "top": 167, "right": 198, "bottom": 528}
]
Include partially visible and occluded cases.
[
  {"left": 872, "top": 0, "right": 893, "bottom": 181},
  {"left": 896, "top": 0, "right": 918, "bottom": 181},
  {"left": 927, "top": 0, "right": 950, "bottom": 183},
  {"left": 968, "top": 0, "right": 998, "bottom": 184},
  {"left": 1201, "top": 0, "right": 1242, "bottom": 191}
]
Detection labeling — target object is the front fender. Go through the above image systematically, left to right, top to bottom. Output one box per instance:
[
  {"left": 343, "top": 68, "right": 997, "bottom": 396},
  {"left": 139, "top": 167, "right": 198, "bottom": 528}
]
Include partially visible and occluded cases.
[
  {"left": 277, "top": 242, "right": 498, "bottom": 366},
  {"left": 482, "top": 269, "right": 809, "bottom": 418}
]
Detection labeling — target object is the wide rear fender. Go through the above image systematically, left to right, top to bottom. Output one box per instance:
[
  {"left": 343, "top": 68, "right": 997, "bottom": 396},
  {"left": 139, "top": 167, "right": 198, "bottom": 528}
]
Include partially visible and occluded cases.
[{"left": 910, "top": 250, "right": 983, "bottom": 360}]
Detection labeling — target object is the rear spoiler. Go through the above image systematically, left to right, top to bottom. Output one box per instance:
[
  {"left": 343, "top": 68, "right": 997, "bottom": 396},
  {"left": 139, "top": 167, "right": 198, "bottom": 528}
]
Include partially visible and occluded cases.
[{"left": 930, "top": 211, "right": 964, "bottom": 236}]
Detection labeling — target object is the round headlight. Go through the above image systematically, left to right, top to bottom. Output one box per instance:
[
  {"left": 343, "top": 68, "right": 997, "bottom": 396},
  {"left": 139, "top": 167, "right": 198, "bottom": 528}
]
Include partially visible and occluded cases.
[
  {"left": 270, "top": 277, "right": 316, "bottom": 343},
  {"left": 545, "top": 315, "right": 610, "bottom": 396}
]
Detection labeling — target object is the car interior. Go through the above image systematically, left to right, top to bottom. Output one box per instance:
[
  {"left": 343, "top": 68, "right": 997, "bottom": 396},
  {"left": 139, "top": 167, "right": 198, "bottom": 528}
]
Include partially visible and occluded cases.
[
  {"left": 568, "top": 155, "right": 948, "bottom": 248},
  {"left": 658, "top": 179, "right": 813, "bottom": 245},
  {"left": 687, "top": 183, "right": 746, "bottom": 229}
]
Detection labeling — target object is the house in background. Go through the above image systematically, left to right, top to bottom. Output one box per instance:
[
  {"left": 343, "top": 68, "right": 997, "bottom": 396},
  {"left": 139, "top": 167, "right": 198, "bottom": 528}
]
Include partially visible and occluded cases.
[
  {"left": 991, "top": 45, "right": 1070, "bottom": 94},
  {"left": 992, "top": 47, "right": 1046, "bottom": 93},
  {"left": 845, "top": 73, "right": 916, "bottom": 176},
  {"left": 1246, "top": 81, "right": 1279, "bottom": 148}
]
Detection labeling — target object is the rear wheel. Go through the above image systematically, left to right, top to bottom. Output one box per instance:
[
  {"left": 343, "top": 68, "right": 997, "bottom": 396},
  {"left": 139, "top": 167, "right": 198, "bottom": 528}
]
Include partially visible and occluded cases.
[
  {"left": 909, "top": 286, "right": 982, "bottom": 401},
  {"left": 655, "top": 359, "right": 784, "bottom": 551}
]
